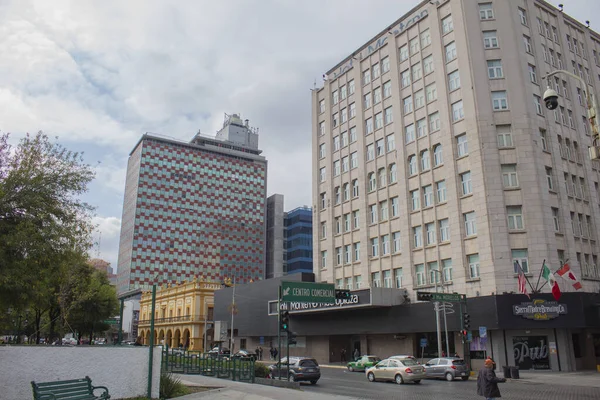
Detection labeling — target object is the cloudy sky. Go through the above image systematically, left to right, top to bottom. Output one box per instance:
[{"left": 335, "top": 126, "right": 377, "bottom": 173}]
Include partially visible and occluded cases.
[{"left": 0, "top": 0, "right": 596, "bottom": 271}]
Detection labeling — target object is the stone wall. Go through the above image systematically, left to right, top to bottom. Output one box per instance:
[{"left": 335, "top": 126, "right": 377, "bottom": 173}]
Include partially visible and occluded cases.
[{"left": 0, "top": 345, "right": 162, "bottom": 400}]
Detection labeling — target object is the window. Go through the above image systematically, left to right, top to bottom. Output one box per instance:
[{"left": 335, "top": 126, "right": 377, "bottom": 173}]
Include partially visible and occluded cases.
[
  {"left": 479, "top": 3, "right": 494, "bottom": 20},
  {"left": 518, "top": 8, "right": 527, "bottom": 25},
  {"left": 442, "top": 15, "right": 453, "bottom": 34},
  {"left": 537, "top": 17, "right": 543, "bottom": 34},
  {"left": 544, "top": 22, "right": 551, "bottom": 38},
  {"left": 421, "top": 29, "right": 431, "bottom": 48},
  {"left": 483, "top": 31, "right": 499, "bottom": 48},
  {"left": 523, "top": 36, "right": 533, "bottom": 54},
  {"left": 409, "top": 37, "right": 420, "bottom": 55},
  {"left": 445, "top": 42, "right": 457, "bottom": 62},
  {"left": 399, "top": 45, "right": 409, "bottom": 62},
  {"left": 549, "top": 49, "right": 555, "bottom": 66},
  {"left": 423, "top": 55, "right": 433, "bottom": 74},
  {"left": 382, "top": 56, "right": 390, "bottom": 74},
  {"left": 487, "top": 60, "right": 503, "bottom": 78},
  {"left": 412, "top": 62, "right": 422, "bottom": 81},
  {"left": 372, "top": 63, "right": 380, "bottom": 79},
  {"left": 528, "top": 64, "right": 537, "bottom": 83},
  {"left": 363, "top": 69, "right": 371, "bottom": 85},
  {"left": 401, "top": 69, "right": 411, "bottom": 87},
  {"left": 448, "top": 70, "right": 460, "bottom": 91},
  {"left": 349, "top": 79, "right": 355, "bottom": 94},
  {"left": 383, "top": 81, "right": 392, "bottom": 98},
  {"left": 426, "top": 83, "right": 437, "bottom": 102},
  {"left": 340, "top": 85, "right": 347, "bottom": 100},
  {"left": 374, "top": 86, "right": 382, "bottom": 104},
  {"left": 414, "top": 89, "right": 424, "bottom": 109},
  {"left": 332, "top": 90, "right": 339, "bottom": 105},
  {"left": 492, "top": 91, "right": 508, "bottom": 110},
  {"left": 364, "top": 92, "right": 371, "bottom": 109},
  {"left": 403, "top": 95, "right": 413, "bottom": 114},
  {"left": 533, "top": 95, "right": 543, "bottom": 115},
  {"left": 319, "top": 99, "right": 325, "bottom": 113},
  {"left": 452, "top": 100, "right": 464, "bottom": 121},
  {"left": 349, "top": 102, "right": 356, "bottom": 119},
  {"left": 568, "top": 110, "right": 574, "bottom": 128},
  {"left": 429, "top": 111, "right": 440, "bottom": 131},
  {"left": 375, "top": 112, "right": 383, "bottom": 130},
  {"left": 583, "top": 116, "right": 590, "bottom": 135},
  {"left": 365, "top": 118, "right": 373, "bottom": 134},
  {"left": 417, "top": 118, "right": 427, "bottom": 138},
  {"left": 319, "top": 121, "right": 325, "bottom": 136},
  {"left": 405, "top": 124, "right": 415, "bottom": 143},
  {"left": 497, "top": 125, "right": 513, "bottom": 148},
  {"left": 350, "top": 126, "right": 357, "bottom": 142},
  {"left": 342, "top": 132, "right": 349, "bottom": 147},
  {"left": 386, "top": 134, "right": 395, "bottom": 152},
  {"left": 457, "top": 134, "right": 468, "bottom": 157},
  {"left": 333, "top": 135, "right": 340, "bottom": 151},
  {"left": 376, "top": 139, "right": 384, "bottom": 156},
  {"left": 319, "top": 143, "right": 326, "bottom": 159},
  {"left": 433, "top": 145, "right": 443, "bottom": 166},
  {"left": 420, "top": 149, "right": 430, "bottom": 171},
  {"left": 350, "top": 152, "right": 358, "bottom": 169},
  {"left": 408, "top": 155, "right": 417, "bottom": 175},
  {"left": 341, "top": 156, "right": 349, "bottom": 173},
  {"left": 333, "top": 160, "right": 340, "bottom": 176},
  {"left": 389, "top": 163, "right": 397, "bottom": 183},
  {"left": 502, "top": 164, "right": 519, "bottom": 188},
  {"left": 319, "top": 167, "right": 326, "bottom": 182},
  {"left": 378, "top": 167, "right": 386, "bottom": 187},
  {"left": 545, "top": 167, "right": 554, "bottom": 191},
  {"left": 460, "top": 171, "right": 472, "bottom": 195},
  {"left": 368, "top": 172, "right": 376, "bottom": 192},
  {"left": 352, "top": 179, "right": 359, "bottom": 197},
  {"left": 436, "top": 180, "right": 447, "bottom": 203},
  {"left": 343, "top": 183, "right": 350, "bottom": 201},
  {"left": 423, "top": 185, "right": 433, "bottom": 207},
  {"left": 334, "top": 186, "right": 341, "bottom": 205},
  {"left": 411, "top": 189, "right": 420, "bottom": 211},
  {"left": 320, "top": 192, "right": 327, "bottom": 210},
  {"left": 391, "top": 197, "right": 399, "bottom": 217},
  {"left": 369, "top": 203, "right": 378, "bottom": 224},
  {"left": 507, "top": 206, "right": 524, "bottom": 230},
  {"left": 552, "top": 207, "right": 560, "bottom": 232},
  {"left": 353, "top": 210, "right": 359, "bottom": 228},
  {"left": 464, "top": 211, "right": 477, "bottom": 236},
  {"left": 335, "top": 216, "right": 341, "bottom": 233},
  {"left": 439, "top": 218, "right": 450, "bottom": 242},
  {"left": 320, "top": 222, "right": 327, "bottom": 238},
  {"left": 426, "top": 222, "right": 436, "bottom": 245},
  {"left": 413, "top": 226, "right": 423, "bottom": 248},
  {"left": 392, "top": 232, "right": 401, "bottom": 253},
  {"left": 382, "top": 234, "right": 390, "bottom": 255},
  {"left": 371, "top": 238, "right": 379, "bottom": 257},
  {"left": 353, "top": 242, "right": 360, "bottom": 260},
  {"left": 335, "top": 247, "right": 342, "bottom": 265},
  {"left": 512, "top": 249, "right": 529, "bottom": 273},
  {"left": 321, "top": 250, "right": 327, "bottom": 269},
  {"left": 468, "top": 254, "right": 480, "bottom": 278},
  {"left": 428, "top": 261, "right": 439, "bottom": 284},
  {"left": 416, "top": 264, "right": 426, "bottom": 286},
  {"left": 394, "top": 268, "right": 403, "bottom": 288},
  {"left": 383, "top": 270, "right": 392, "bottom": 288},
  {"left": 371, "top": 271, "right": 380, "bottom": 287},
  {"left": 355, "top": 275, "right": 362, "bottom": 289},
  {"left": 345, "top": 277, "right": 353, "bottom": 290}
]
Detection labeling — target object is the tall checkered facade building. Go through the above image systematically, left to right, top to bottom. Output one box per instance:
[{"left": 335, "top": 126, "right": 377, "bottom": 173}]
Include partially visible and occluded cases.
[{"left": 117, "top": 115, "right": 267, "bottom": 294}]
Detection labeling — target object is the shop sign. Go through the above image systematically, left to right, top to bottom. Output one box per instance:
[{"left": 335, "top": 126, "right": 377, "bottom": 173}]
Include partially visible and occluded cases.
[
  {"left": 268, "top": 290, "right": 370, "bottom": 315},
  {"left": 512, "top": 299, "right": 568, "bottom": 320},
  {"left": 513, "top": 336, "right": 550, "bottom": 370}
]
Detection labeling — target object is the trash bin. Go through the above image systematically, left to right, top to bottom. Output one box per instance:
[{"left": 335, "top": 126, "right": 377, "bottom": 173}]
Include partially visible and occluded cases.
[
  {"left": 502, "top": 365, "right": 511, "bottom": 379},
  {"left": 510, "top": 366, "right": 519, "bottom": 379}
]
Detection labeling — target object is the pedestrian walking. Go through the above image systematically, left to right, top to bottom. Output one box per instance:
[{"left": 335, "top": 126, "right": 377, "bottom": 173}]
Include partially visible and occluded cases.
[
  {"left": 259, "top": 346, "right": 263, "bottom": 360},
  {"left": 270, "top": 347, "right": 275, "bottom": 360},
  {"left": 340, "top": 348, "right": 347, "bottom": 363},
  {"left": 353, "top": 348, "right": 360, "bottom": 361},
  {"left": 477, "top": 358, "right": 506, "bottom": 400}
]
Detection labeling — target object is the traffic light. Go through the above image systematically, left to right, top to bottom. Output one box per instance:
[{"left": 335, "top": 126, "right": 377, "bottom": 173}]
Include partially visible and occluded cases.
[
  {"left": 335, "top": 289, "right": 351, "bottom": 300},
  {"left": 280, "top": 310, "right": 290, "bottom": 332},
  {"left": 463, "top": 313, "right": 471, "bottom": 330},
  {"left": 461, "top": 329, "right": 468, "bottom": 338},
  {"left": 288, "top": 331, "right": 297, "bottom": 345}
]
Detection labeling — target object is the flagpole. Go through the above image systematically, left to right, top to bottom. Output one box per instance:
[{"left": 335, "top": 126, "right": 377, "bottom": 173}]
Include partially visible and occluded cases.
[
  {"left": 533, "top": 259, "right": 546, "bottom": 293},
  {"left": 537, "top": 281, "right": 548, "bottom": 292}
]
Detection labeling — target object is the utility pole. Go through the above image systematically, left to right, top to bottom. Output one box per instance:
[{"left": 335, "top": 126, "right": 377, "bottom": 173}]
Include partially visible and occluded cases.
[
  {"left": 440, "top": 272, "right": 450, "bottom": 357},
  {"left": 230, "top": 277, "right": 236, "bottom": 353},
  {"left": 434, "top": 277, "right": 442, "bottom": 358},
  {"left": 277, "top": 286, "right": 282, "bottom": 381}
]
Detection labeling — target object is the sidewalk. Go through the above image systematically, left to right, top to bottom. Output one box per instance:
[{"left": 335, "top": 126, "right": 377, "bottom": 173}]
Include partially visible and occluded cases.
[
  {"left": 497, "top": 370, "right": 600, "bottom": 388},
  {"left": 174, "top": 374, "right": 362, "bottom": 400}
]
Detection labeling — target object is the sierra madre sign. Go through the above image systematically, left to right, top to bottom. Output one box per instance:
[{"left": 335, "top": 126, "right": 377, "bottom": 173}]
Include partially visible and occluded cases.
[
  {"left": 281, "top": 281, "right": 335, "bottom": 303},
  {"left": 512, "top": 299, "right": 568, "bottom": 320}
]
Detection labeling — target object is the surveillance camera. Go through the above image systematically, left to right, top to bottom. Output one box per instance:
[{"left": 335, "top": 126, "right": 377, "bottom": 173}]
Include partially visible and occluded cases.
[{"left": 543, "top": 87, "right": 559, "bottom": 110}]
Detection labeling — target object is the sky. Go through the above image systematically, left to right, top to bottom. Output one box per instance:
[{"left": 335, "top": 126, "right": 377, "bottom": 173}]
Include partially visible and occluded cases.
[{"left": 0, "top": 0, "right": 597, "bottom": 272}]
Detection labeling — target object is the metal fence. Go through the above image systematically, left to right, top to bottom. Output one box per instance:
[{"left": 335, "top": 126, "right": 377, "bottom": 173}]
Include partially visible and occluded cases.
[{"left": 161, "top": 347, "right": 255, "bottom": 383}]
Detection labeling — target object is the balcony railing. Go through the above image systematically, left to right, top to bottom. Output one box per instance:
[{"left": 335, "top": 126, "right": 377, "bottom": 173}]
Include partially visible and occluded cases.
[{"left": 138, "top": 315, "right": 212, "bottom": 325}]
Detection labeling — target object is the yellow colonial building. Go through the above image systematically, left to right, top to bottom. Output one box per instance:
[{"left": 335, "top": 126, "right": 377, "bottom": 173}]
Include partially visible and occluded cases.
[{"left": 138, "top": 279, "right": 220, "bottom": 351}]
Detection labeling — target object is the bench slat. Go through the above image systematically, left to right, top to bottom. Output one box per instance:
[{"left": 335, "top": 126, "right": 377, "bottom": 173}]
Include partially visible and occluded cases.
[
  {"left": 35, "top": 378, "right": 89, "bottom": 387},
  {"left": 37, "top": 384, "right": 89, "bottom": 393},
  {"left": 37, "top": 388, "right": 90, "bottom": 396}
]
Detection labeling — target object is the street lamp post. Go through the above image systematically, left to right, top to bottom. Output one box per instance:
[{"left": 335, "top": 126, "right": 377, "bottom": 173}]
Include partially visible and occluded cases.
[
  {"left": 543, "top": 70, "right": 599, "bottom": 159},
  {"left": 432, "top": 269, "right": 450, "bottom": 357}
]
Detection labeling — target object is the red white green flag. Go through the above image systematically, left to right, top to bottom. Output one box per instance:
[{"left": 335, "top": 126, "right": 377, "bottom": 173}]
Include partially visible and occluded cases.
[
  {"left": 542, "top": 262, "right": 561, "bottom": 301},
  {"left": 555, "top": 263, "right": 582, "bottom": 290}
]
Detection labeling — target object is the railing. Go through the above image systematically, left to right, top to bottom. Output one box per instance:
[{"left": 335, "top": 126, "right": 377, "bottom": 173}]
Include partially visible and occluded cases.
[
  {"left": 138, "top": 315, "right": 212, "bottom": 325},
  {"left": 161, "top": 346, "right": 254, "bottom": 382}
]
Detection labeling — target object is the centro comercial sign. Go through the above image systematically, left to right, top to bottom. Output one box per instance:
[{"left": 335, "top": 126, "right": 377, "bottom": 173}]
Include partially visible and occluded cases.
[{"left": 281, "top": 281, "right": 335, "bottom": 303}]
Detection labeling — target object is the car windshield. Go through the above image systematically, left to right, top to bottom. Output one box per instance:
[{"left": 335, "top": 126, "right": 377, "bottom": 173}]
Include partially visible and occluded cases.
[
  {"left": 367, "top": 357, "right": 380, "bottom": 363},
  {"left": 400, "top": 358, "right": 418, "bottom": 366},
  {"left": 300, "top": 359, "right": 318, "bottom": 368},
  {"left": 452, "top": 359, "right": 466, "bottom": 365}
]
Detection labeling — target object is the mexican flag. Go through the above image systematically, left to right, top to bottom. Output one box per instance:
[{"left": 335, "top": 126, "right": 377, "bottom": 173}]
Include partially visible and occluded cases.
[{"left": 542, "top": 263, "right": 561, "bottom": 301}]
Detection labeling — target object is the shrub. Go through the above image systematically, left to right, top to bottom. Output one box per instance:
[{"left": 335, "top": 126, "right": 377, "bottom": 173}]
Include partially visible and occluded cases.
[
  {"left": 254, "top": 362, "right": 270, "bottom": 378},
  {"left": 159, "top": 372, "right": 190, "bottom": 399}
]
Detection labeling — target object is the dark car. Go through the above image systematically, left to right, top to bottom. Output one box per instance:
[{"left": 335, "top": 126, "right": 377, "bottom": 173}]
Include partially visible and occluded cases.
[
  {"left": 208, "top": 346, "right": 231, "bottom": 359},
  {"left": 231, "top": 349, "right": 257, "bottom": 361},
  {"left": 268, "top": 357, "right": 320, "bottom": 384},
  {"left": 424, "top": 357, "right": 471, "bottom": 381}
]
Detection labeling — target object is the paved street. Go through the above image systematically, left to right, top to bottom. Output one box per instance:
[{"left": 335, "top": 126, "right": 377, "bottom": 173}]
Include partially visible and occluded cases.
[{"left": 300, "top": 367, "right": 600, "bottom": 400}]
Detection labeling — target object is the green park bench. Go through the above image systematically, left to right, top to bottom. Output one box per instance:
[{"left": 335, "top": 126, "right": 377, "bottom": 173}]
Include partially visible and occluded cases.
[{"left": 31, "top": 376, "right": 110, "bottom": 400}]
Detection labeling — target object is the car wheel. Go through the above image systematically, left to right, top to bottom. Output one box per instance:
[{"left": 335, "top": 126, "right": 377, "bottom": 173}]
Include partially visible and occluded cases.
[
  {"left": 348, "top": 365, "right": 354, "bottom": 372},
  {"left": 367, "top": 372, "right": 376, "bottom": 382},
  {"left": 445, "top": 372, "right": 454, "bottom": 382},
  {"left": 290, "top": 374, "right": 297, "bottom": 382},
  {"left": 395, "top": 374, "right": 404, "bottom": 385},
  {"left": 461, "top": 376, "right": 469, "bottom": 381},
  {"left": 310, "top": 380, "right": 318, "bottom": 385},
  {"left": 414, "top": 380, "right": 421, "bottom": 384}
]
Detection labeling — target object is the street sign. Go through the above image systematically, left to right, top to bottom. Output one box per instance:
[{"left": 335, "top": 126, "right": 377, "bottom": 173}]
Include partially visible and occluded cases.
[
  {"left": 281, "top": 281, "right": 335, "bottom": 303},
  {"left": 417, "top": 291, "right": 435, "bottom": 301},
  {"left": 431, "top": 293, "right": 464, "bottom": 302},
  {"left": 104, "top": 318, "right": 119, "bottom": 325},
  {"left": 479, "top": 326, "right": 487, "bottom": 338},
  {"left": 420, "top": 338, "right": 428, "bottom": 348}
]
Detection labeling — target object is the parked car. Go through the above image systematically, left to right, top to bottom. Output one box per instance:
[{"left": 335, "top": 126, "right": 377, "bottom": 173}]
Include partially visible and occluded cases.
[
  {"left": 208, "top": 347, "right": 230, "bottom": 359},
  {"left": 231, "top": 349, "right": 256, "bottom": 361},
  {"left": 347, "top": 355, "right": 381, "bottom": 372},
  {"left": 268, "top": 357, "right": 320, "bottom": 384},
  {"left": 365, "top": 357, "right": 425, "bottom": 384},
  {"left": 423, "top": 357, "right": 470, "bottom": 381}
]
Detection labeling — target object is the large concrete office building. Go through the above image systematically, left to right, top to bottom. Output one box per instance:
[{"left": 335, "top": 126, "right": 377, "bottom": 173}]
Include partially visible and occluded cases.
[
  {"left": 310, "top": 0, "right": 600, "bottom": 370},
  {"left": 117, "top": 114, "right": 267, "bottom": 294}
]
